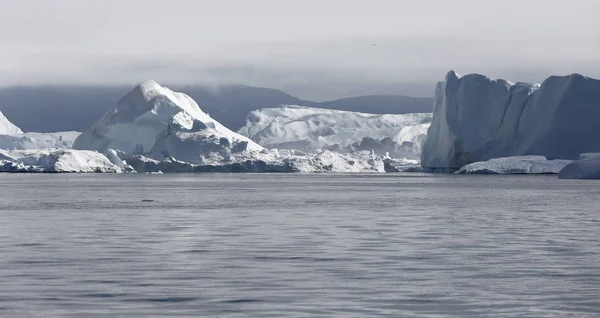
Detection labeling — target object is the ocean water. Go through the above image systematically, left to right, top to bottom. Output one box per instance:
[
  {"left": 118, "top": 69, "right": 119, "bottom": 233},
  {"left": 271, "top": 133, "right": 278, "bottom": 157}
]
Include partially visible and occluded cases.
[{"left": 0, "top": 173, "right": 599, "bottom": 317}]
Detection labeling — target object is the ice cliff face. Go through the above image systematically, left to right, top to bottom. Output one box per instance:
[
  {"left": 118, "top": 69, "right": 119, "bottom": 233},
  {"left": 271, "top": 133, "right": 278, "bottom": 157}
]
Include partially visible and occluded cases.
[
  {"left": 421, "top": 71, "right": 600, "bottom": 171},
  {"left": 73, "top": 80, "right": 263, "bottom": 163},
  {"left": 238, "top": 106, "right": 431, "bottom": 159}
]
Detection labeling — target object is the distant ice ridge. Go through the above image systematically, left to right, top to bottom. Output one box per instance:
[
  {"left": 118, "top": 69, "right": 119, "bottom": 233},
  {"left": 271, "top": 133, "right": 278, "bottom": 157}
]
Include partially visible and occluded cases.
[
  {"left": 422, "top": 71, "right": 600, "bottom": 171},
  {"left": 238, "top": 106, "right": 432, "bottom": 159},
  {"left": 0, "top": 108, "right": 81, "bottom": 150},
  {"left": 0, "top": 132, "right": 80, "bottom": 150},
  {"left": 0, "top": 149, "right": 124, "bottom": 173},
  {"left": 125, "top": 150, "right": 419, "bottom": 173},
  {"left": 456, "top": 156, "right": 572, "bottom": 174}
]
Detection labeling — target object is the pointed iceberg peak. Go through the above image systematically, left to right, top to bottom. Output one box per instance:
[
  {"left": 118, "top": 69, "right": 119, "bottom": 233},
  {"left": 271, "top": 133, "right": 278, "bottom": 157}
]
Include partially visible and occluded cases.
[
  {"left": 445, "top": 70, "right": 461, "bottom": 81},
  {"left": 74, "top": 80, "right": 263, "bottom": 157},
  {"left": 121, "top": 80, "right": 181, "bottom": 107},
  {"left": 0, "top": 110, "right": 23, "bottom": 135}
]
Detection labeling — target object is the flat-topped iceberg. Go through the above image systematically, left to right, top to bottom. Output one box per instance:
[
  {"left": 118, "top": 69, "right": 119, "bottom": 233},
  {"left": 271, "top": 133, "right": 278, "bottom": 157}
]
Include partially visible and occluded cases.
[
  {"left": 239, "top": 106, "right": 431, "bottom": 159},
  {"left": 0, "top": 131, "right": 80, "bottom": 150},
  {"left": 456, "top": 156, "right": 572, "bottom": 174}
]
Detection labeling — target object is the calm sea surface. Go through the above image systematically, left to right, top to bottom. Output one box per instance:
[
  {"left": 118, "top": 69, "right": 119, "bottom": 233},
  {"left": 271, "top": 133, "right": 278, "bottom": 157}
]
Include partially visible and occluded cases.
[{"left": 0, "top": 173, "right": 599, "bottom": 317}]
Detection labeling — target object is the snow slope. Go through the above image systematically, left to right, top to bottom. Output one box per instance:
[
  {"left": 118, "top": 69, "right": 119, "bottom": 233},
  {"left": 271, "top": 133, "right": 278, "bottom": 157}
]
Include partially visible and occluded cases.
[
  {"left": 422, "top": 71, "right": 600, "bottom": 171},
  {"left": 73, "top": 80, "right": 263, "bottom": 163},
  {"left": 238, "top": 106, "right": 431, "bottom": 158},
  {"left": 0, "top": 110, "right": 23, "bottom": 135},
  {"left": 0, "top": 149, "right": 122, "bottom": 173},
  {"left": 456, "top": 156, "right": 572, "bottom": 174}
]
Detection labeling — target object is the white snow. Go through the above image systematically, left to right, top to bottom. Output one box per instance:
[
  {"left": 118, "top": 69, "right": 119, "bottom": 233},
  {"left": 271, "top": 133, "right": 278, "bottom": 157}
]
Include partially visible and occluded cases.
[
  {"left": 422, "top": 71, "right": 600, "bottom": 171},
  {"left": 73, "top": 80, "right": 263, "bottom": 159},
  {"left": 238, "top": 106, "right": 431, "bottom": 159},
  {"left": 0, "top": 108, "right": 80, "bottom": 151},
  {"left": 0, "top": 110, "right": 23, "bottom": 135},
  {"left": 0, "top": 131, "right": 80, "bottom": 150},
  {"left": 0, "top": 149, "right": 123, "bottom": 173},
  {"left": 124, "top": 149, "right": 393, "bottom": 173},
  {"left": 283, "top": 150, "right": 385, "bottom": 173},
  {"left": 455, "top": 156, "right": 573, "bottom": 174}
]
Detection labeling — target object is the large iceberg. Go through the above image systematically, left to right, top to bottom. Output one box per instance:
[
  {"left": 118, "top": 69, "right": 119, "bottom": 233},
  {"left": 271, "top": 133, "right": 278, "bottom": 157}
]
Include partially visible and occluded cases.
[
  {"left": 422, "top": 71, "right": 600, "bottom": 171},
  {"left": 73, "top": 80, "right": 264, "bottom": 163},
  {"left": 238, "top": 106, "right": 431, "bottom": 159},
  {"left": 455, "top": 156, "right": 572, "bottom": 174}
]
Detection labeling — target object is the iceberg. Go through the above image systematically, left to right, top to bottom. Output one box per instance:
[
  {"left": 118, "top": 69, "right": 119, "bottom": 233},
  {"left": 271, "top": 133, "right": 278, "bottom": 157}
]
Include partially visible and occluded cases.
[
  {"left": 422, "top": 71, "right": 600, "bottom": 171},
  {"left": 73, "top": 80, "right": 263, "bottom": 160},
  {"left": 72, "top": 82, "right": 422, "bottom": 173},
  {"left": 238, "top": 106, "right": 431, "bottom": 159},
  {"left": 0, "top": 108, "right": 81, "bottom": 150},
  {"left": 0, "top": 110, "right": 23, "bottom": 135},
  {"left": 0, "top": 131, "right": 80, "bottom": 150},
  {"left": 0, "top": 149, "right": 123, "bottom": 173},
  {"left": 125, "top": 150, "right": 390, "bottom": 173},
  {"left": 558, "top": 154, "right": 600, "bottom": 179},
  {"left": 455, "top": 156, "right": 572, "bottom": 174}
]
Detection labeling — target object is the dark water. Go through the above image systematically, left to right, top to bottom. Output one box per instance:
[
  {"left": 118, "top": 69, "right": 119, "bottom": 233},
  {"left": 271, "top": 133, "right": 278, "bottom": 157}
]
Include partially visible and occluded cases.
[{"left": 1, "top": 173, "right": 599, "bottom": 317}]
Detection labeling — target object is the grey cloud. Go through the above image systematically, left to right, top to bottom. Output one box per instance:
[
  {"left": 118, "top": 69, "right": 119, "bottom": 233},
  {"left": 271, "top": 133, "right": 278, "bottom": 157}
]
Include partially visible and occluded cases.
[{"left": 0, "top": 1, "right": 599, "bottom": 99}]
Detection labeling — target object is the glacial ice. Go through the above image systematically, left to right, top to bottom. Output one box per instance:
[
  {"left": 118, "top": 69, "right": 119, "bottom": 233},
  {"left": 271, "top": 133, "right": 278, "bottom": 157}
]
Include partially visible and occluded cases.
[
  {"left": 422, "top": 71, "right": 600, "bottom": 171},
  {"left": 73, "top": 80, "right": 263, "bottom": 158},
  {"left": 69, "top": 81, "right": 406, "bottom": 173},
  {"left": 238, "top": 106, "right": 431, "bottom": 159},
  {"left": 0, "top": 109, "right": 81, "bottom": 151},
  {"left": 0, "top": 110, "right": 23, "bottom": 135},
  {"left": 0, "top": 131, "right": 80, "bottom": 150},
  {"left": 0, "top": 149, "right": 123, "bottom": 173},
  {"left": 558, "top": 154, "right": 600, "bottom": 179},
  {"left": 455, "top": 156, "right": 572, "bottom": 174}
]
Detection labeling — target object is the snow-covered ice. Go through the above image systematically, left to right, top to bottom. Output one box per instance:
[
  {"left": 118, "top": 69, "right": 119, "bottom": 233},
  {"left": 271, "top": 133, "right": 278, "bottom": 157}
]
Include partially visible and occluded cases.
[
  {"left": 422, "top": 71, "right": 600, "bottom": 171},
  {"left": 73, "top": 80, "right": 263, "bottom": 160},
  {"left": 70, "top": 81, "right": 422, "bottom": 173},
  {"left": 238, "top": 106, "right": 431, "bottom": 159},
  {"left": 0, "top": 110, "right": 23, "bottom": 135},
  {"left": 0, "top": 131, "right": 80, "bottom": 150},
  {"left": 0, "top": 149, "right": 123, "bottom": 173},
  {"left": 125, "top": 149, "right": 392, "bottom": 173},
  {"left": 455, "top": 156, "right": 572, "bottom": 174}
]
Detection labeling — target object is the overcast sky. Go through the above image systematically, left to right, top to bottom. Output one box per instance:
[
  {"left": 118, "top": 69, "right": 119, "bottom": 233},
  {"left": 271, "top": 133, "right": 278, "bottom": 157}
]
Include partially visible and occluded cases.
[{"left": 1, "top": 0, "right": 599, "bottom": 100}]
